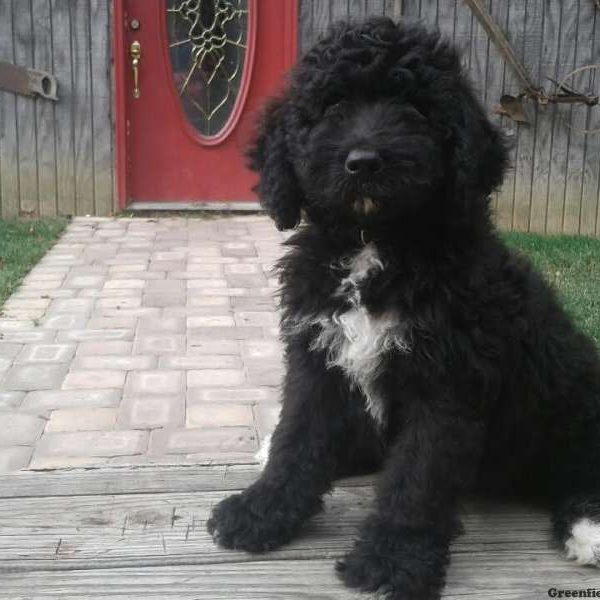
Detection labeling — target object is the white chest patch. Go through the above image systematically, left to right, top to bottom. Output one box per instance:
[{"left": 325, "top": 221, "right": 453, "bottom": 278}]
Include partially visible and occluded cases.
[{"left": 293, "top": 243, "right": 410, "bottom": 427}]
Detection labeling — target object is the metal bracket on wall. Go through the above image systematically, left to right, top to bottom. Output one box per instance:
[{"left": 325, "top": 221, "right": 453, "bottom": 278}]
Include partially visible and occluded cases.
[
  {"left": 464, "top": 0, "right": 598, "bottom": 125},
  {"left": 0, "top": 60, "right": 58, "bottom": 101}
]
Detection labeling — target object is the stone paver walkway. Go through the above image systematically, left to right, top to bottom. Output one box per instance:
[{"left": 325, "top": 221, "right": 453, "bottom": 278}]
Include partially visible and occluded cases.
[{"left": 0, "top": 216, "right": 285, "bottom": 471}]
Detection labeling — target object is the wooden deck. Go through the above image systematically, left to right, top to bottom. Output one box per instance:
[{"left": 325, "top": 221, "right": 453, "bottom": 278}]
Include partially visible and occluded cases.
[{"left": 0, "top": 465, "right": 598, "bottom": 599}]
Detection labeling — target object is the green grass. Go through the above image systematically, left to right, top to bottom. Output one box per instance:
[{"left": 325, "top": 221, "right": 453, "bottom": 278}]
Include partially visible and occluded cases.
[
  {"left": 0, "top": 218, "right": 68, "bottom": 309},
  {"left": 504, "top": 232, "right": 600, "bottom": 346}
]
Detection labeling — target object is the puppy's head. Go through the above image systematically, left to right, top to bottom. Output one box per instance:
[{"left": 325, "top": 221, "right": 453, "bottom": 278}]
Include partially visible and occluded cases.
[{"left": 248, "top": 18, "right": 508, "bottom": 231}]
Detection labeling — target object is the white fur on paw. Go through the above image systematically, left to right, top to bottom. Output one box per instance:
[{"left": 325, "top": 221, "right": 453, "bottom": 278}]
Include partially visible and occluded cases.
[
  {"left": 255, "top": 434, "right": 272, "bottom": 470},
  {"left": 564, "top": 518, "right": 600, "bottom": 566}
]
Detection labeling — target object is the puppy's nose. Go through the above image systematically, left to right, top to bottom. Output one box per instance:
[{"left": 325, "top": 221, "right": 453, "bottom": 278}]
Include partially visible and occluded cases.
[{"left": 345, "top": 148, "right": 382, "bottom": 176}]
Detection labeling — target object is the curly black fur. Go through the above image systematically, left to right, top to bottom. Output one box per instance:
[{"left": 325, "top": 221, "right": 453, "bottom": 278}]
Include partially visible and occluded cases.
[{"left": 208, "top": 18, "right": 600, "bottom": 599}]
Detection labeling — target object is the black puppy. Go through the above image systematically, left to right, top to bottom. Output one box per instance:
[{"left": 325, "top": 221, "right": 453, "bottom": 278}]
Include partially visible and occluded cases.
[{"left": 208, "top": 18, "right": 600, "bottom": 599}]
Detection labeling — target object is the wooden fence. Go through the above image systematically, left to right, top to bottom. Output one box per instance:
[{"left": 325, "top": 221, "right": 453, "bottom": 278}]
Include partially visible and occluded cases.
[
  {"left": 0, "top": 0, "right": 113, "bottom": 218},
  {"left": 0, "top": 0, "right": 599, "bottom": 236},
  {"left": 301, "top": 0, "right": 600, "bottom": 236}
]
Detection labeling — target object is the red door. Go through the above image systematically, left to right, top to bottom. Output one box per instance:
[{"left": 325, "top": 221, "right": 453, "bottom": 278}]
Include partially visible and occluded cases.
[{"left": 114, "top": 1, "right": 298, "bottom": 208}]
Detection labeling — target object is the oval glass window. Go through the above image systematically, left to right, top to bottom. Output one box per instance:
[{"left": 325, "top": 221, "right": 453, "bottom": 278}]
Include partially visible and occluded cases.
[{"left": 166, "top": 0, "right": 252, "bottom": 140}]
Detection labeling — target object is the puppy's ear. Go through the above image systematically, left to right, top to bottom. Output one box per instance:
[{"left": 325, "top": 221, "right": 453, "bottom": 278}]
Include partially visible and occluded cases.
[
  {"left": 450, "top": 82, "right": 508, "bottom": 206},
  {"left": 247, "top": 97, "right": 303, "bottom": 231}
]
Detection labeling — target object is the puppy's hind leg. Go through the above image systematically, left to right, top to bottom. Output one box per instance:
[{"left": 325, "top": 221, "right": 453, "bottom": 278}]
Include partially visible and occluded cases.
[
  {"left": 207, "top": 337, "right": 358, "bottom": 552},
  {"left": 551, "top": 422, "right": 600, "bottom": 567},
  {"left": 554, "top": 494, "right": 600, "bottom": 566}
]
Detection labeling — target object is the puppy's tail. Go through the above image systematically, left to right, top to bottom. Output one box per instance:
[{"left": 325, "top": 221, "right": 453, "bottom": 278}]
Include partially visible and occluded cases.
[{"left": 553, "top": 494, "right": 600, "bottom": 566}]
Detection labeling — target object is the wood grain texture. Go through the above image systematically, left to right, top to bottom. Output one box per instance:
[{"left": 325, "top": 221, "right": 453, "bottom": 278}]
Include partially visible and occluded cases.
[
  {"left": 0, "top": 0, "right": 20, "bottom": 218},
  {"left": 13, "top": 0, "right": 39, "bottom": 216},
  {"left": 32, "top": 0, "right": 57, "bottom": 217},
  {"left": 50, "top": 0, "right": 76, "bottom": 216},
  {"left": 70, "top": 0, "right": 94, "bottom": 217},
  {"left": 89, "top": 0, "right": 113, "bottom": 216},
  {"left": 300, "top": 0, "right": 314, "bottom": 53},
  {"left": 312, "top": 0, "right": 331, "bottom": 40},
  {"left": 330, "top": 0, "right": 349, "bottom": 22},
  {"left": 383, "top": 0, "right": 403, "bottom": 21},
  {"left": 401, "top": 0, "right": 421, "bottom": 20},
  {"left": 419, "top": 0, "right": 438, "bottom": 26},
  {"left": 511, "top": 0, "right": 542, "bottom": 232},
  {"left": 529, "top": 0, "right": 560, "bottom": 233},
  {"left": 563, "top": 0, "right": 595, "bottom": 234},
  {"left": 545, "top": 1, "right": 578, "bottom": 233},
  {"left": 494, "top": 2, "right": 520, "bottom": 230},
  {"left": 582, "top": 10, "right": 600, "bottom": 237},
  {"left": 0, "top": 464, "right": 377, "bottom": 499},
  {"left": 0, "top": 465, "right": 596, "bottom": 599},
  {"left": 0, "top": 557, "right": 598, "bottom": 600}
]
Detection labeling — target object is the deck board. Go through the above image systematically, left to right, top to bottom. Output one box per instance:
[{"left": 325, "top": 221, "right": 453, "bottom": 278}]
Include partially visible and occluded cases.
[{"left": 0, "top": 466, "right": 596, "bottom": 598}]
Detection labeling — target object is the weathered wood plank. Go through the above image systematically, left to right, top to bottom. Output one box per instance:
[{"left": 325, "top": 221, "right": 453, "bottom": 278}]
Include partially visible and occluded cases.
[
  {"left": 0, "top": 0, "right": 20, "bottom": 219},
  {"left": 13, "top": 0, "right": 39, "bottom": 216},
  {"left": 32, "top": 0, "right": 57, "bottom": 217},
  {"left": 50, "top": 0, "right": 76, "bottom": 216},
  {"left": 70, "top": 0, "right": 94, "bottom": 216},
  {"left": 89, "top": 0, "right": 113, "bottom": 216},
  {"left": 299, "top": 0, "right": 313, "bottom": 53},
  {"left": 312, "top": 0, "right": 332, "bottom": 41},
  {"left": 330, "top": 0, "right": 349, "bottom": 22},
  {"left": 348, "top": 0, "right": 367, "bottom": 21},
  {"left": 365, "top": 0, "right": 386, "bottom": 18},
  {"left": 383, "top": 0, "right": 403, "bottom": 21},
  {"left": 400, "top": 0, "right": 420, "bottom": 20},
  {"left": 419, "top": 0, "right": 438, "bottom": 26},
  {"left": 453, "top": 0, "right": 473, "bottom": 70},
  {"left": 468, "top": 0, "right": 490, "bottom": 103},
  {"left": 512, "top": 0, "right": 543, "bottom": 232},
  {"left": 529, "top": 0, "right": 560, "bottom": 233},
  {"left": 563, "top": 0, "right": 596, "bottom": 234},
  {"left": 436, "top": 1, "right": 456, "bottom": 44},
  {"left": 494, "top": 1, "right": 519, "bottom": 230},
  {"left": 546, "top": 1, "right": 579, "bottom": 233},
  {"left": 582, "top": 11, "right": 600, "bottom": 237},
  {"left": 0, "top": 464, "right": 378, "bottom": 498},
  {"left": 0, "top": 464, "right": 595, "bottom": 598},
  {"left": 0, "top": 473, "right": 597, "bottom": 599},
  {"left": 0, "top": 483, "right": 567, "bottom": 570},
  {"left": 0, "top": 487, "right": 374, "bottom": 570},
  {"left": 0, "top": 555, "right": 598, "bottom": 600}
]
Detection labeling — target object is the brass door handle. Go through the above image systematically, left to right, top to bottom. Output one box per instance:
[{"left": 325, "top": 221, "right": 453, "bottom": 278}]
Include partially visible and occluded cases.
[{"left": 130, "top": 40, "right": 141, "bottom": 99}]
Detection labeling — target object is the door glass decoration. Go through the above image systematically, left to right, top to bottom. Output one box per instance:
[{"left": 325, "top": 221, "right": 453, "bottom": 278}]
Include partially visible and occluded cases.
[{"left": 166, "top": 0, "right": 250, "bottom": 138}]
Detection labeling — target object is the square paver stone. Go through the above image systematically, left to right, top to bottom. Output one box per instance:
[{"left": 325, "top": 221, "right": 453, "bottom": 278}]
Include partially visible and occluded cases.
[
  {"left": 16, "top": 344, "right": 76, "bottom": 364},
  {"left": 3, "top": 364, "right": 69, "bottom": 391},
  {"left": 187, "top": 369, "right": 245, "bottom": 388},
  {"left": 63, "top": 370, "right": 126, "bottom": 390},
  {"left": 125, "top": 370, "right": 184, "bottom": 395},
  {"left": 22, "top": 389, "right": 122, "bottom": 411},
  {"left": 118, "top": 395, "right": 184, "bottom": 429},
  {"left": 187, "top": 403, "right": 253, "bottom": 428},
  {"left": 46, "top": 408, "right": 119, "bottom": 432},
  {"left": 0, "top": 412, "right": 46, "bottom": 445},
  {"left": 150, "top": 427, "right": 257, "bottom": 455},
  {"left": 36, "top": 430, "right": 148, "bottom": 458},
  {"left": 0, "top": 447, "right": 33, "bottom": 472}
]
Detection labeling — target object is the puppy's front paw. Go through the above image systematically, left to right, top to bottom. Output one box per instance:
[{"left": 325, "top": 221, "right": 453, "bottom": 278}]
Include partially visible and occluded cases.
[
  {"left": 207, "top": 484, "right": 320, "bottom": 553},
  {"left": 336, "top": 523, "right": 447, "bottom": 600}
]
